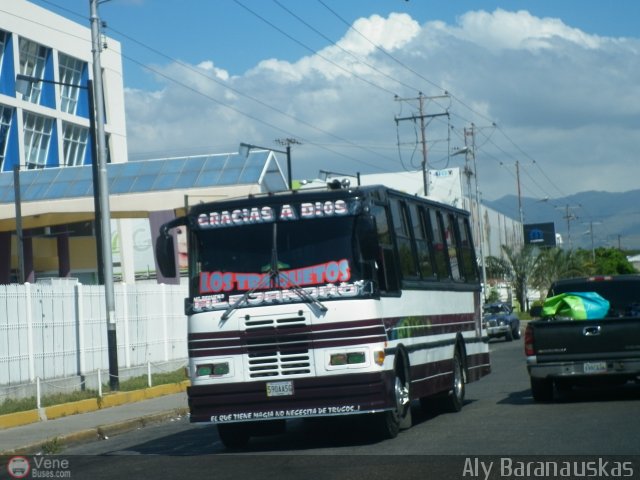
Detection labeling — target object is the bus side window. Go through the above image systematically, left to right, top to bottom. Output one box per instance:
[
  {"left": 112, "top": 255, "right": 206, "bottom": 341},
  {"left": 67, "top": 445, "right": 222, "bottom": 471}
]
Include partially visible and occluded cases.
[
  {"left": 390, "top": 199, "right": 419, "bottom": 280},
  {"left": 372, "top": 204, "right": 400, "bottom": 293},
  {"left": 411, "top": 205, "right": 435, "bottom": 279},
  {"left": 428, "top": 209, "right": 451, "bottom": 280},
  {"left": 443, "top": 213, "right": 462, "bottom": 281},
  {"left": 457, "top": 216, "right": 479, "bottom": 282}
]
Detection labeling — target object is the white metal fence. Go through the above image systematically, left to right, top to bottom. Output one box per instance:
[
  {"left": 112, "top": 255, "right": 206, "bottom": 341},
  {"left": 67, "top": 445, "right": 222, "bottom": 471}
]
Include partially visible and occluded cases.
[{"left": 0, "top": 280, "right": 188, "bottom": 400}]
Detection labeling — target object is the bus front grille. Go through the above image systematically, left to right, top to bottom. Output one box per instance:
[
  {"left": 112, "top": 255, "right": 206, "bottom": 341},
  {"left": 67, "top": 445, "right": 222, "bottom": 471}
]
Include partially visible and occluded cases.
[{"left": 244, "top": 313, "right": 313, "bottom": 378}]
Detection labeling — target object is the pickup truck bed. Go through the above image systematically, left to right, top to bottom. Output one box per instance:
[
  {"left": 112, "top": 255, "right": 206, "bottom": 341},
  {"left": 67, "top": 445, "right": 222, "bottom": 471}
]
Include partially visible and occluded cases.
[{"left": 525, "top": 275, "right": 640, "bottom": 401}]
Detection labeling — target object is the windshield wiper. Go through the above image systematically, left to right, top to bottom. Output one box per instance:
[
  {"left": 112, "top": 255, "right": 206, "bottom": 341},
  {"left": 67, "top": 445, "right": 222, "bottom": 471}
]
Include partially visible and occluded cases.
[
  {"left": 268, "top": 222, "right": 327, "bottom": 313},
  {"left": 220, "top": 223, "right": 327, "bottom": 324},
  {"left": 279, "top": 273, "right": 328, "bottom": 314},
  {"left": 219, "top": 274, "right": 271, "bottom": 324}
]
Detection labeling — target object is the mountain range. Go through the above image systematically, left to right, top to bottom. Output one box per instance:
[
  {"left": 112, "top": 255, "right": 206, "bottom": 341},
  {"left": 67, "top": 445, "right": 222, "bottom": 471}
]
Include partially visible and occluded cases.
[{"left": 484, "top": 189, "right": 640, "bottom": 251}]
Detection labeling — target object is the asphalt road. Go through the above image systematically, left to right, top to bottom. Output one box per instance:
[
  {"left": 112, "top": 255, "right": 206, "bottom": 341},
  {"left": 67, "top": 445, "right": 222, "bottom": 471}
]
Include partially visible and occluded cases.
[{"left": 51, "top": 338, "right": 640, "bottom": 478}]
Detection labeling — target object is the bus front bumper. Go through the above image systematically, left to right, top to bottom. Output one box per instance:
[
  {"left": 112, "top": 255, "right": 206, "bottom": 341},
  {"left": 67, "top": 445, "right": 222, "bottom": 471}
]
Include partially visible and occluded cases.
[{"left": 187, "top": 371, "right": 395, "bottom": 424}]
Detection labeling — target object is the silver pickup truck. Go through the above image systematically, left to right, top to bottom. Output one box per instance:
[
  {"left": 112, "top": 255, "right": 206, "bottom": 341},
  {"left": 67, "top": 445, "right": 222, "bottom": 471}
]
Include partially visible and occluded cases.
[{"left": 525, "top": 275, "right": 640, "bottom": 402}]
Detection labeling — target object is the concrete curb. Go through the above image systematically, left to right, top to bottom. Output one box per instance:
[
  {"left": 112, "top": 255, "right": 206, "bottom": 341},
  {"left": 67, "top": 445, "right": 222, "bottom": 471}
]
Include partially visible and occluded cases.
[
  {"left": 0, "top": 380, "right": 189, "bottom": 430},
  {"left": 1, "top": 407, "right": 190, "bottom": 455}
]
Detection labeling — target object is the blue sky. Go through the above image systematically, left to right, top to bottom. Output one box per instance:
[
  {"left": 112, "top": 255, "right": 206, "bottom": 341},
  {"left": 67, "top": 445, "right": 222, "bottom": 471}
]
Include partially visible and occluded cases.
[
  {"left": 29, "top": 0, "right": 640, "bottom": 235},
  {"left": 35, "top": 0, "right": 640, "bottom": 88}
]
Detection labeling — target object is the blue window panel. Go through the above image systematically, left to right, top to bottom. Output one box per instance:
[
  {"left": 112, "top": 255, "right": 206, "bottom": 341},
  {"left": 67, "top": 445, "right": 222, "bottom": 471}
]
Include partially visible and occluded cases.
[
  {"left": 193, "top": 156, "right": 224, "bottom": 186},
  {"left": 181, "top": 157, "right": 207, "bottom": 173},
  {"left": 157, "top": 159, "right": 186, "bottom": 174},
  {"left": 115, "top": 161, "right": 145, "bottom": 178},
  {"left": 238, "top": 163, "right": 263, "bottom": 184},
  {"left": 217, "top": 165, "right": 242, "bottom": 185},
  {"left": 58, "top": 166, "right": 86, "bottom": 183},
  {"left": 194, "top": 166, "right": 221, "bottom": 188},
  {"left": 32, "top": 168, "right": 59, "bottom": 183},
  {"left": 172, "top": 171, "right": 199, "bottom": 188},
  {"left": 0, "top": 173, "right": 14, "bottom": 201},
  {"left": 153, "top": 174, "right": 178, "bottom": 190},
  {"left": 111, "top": 175, "right": 135, "bottom": 193},
  {"left": 131, "top": 175, "right": 155, "bottom": 192},
  {"left": 66, "top": 179, "right": 93, "bottom": 197},
  {"left": 43, "top": 180, "right": 73, "bottom": 199},
  {"left": 23, "top": 181, "right": 49, "bottom": 201}
]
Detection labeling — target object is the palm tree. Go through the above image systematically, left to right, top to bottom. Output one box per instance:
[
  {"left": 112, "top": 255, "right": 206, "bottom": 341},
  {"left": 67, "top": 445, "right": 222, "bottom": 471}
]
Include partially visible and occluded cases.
[
  {"left": 501, "top": 244, "right": 539, "bottom": 311},
  {"left": 531, "top": 247, "right": 589, "bottom": 299}
]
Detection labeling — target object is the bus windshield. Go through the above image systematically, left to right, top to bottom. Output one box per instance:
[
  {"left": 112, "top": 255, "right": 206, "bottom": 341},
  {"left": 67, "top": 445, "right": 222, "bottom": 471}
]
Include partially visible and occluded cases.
[{"left": 190, "top": 215, "right": 370, "bottom": 312}]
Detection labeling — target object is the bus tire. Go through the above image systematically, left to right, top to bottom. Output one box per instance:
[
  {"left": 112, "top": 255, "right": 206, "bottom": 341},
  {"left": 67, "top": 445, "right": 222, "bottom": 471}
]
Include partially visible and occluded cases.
[
  {"left": 441, "top": 348, "right": 465, "bottom": 413},
  {"left": 375, "top": 351, "right": 412, "bottom": 439},
  {"left": 217, "top": 423, "right": 251, "bottom": 450}
]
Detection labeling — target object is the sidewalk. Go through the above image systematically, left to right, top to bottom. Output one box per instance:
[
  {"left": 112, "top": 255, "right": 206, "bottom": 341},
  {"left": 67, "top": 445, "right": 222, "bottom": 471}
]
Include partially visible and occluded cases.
[{"left": 0, "top": 384, "right": 189, "bottom": 455}]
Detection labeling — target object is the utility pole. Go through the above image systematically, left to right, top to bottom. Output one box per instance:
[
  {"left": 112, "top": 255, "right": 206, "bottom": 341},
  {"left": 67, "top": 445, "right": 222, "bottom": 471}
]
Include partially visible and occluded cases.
[
  {"left": 90, "top": 0, "right": 118, "bottom": 391},
  {"left": 394, "top": 93, "right": 448, "bottom": 196},
  {"left": 461, "top": 125, "right": 487, "bottom": 298},
  {"left": 275, "top": 138, "right": 301, "bottom": 189},
  {"left": 515, "top": 160, "right": 524, "bottom": 228},
  {"left": 556, "top": 204, "right": 580, "bottom": 250},
  {"left": 583, "top": 220, "right": 601, "bottom": 261}
]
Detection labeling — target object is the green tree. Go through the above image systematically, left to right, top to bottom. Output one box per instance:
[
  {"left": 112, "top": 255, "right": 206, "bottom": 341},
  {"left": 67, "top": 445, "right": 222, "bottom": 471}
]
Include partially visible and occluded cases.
[
  {"left": 500, "top": 245, "right": 540, "bottom": 311},
  {"left": 531, "top": 247, "right": 589, "bottom": 298},
  {"left": 590, "top": 247, "right": 636, "bottom": 274},
  {"left": 485, "top": 255, "right": 511, "bottom": 280}
]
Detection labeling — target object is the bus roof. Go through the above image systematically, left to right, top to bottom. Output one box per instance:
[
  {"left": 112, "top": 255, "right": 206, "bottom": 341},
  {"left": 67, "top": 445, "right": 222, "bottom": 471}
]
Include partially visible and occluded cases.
[{"left": 188, "top": 184, "right": 471, "bottom": 218}]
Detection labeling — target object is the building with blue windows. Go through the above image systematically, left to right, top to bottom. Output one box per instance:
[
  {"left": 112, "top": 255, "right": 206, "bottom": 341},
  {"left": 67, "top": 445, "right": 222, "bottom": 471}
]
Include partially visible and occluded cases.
[
  {"left": 0, "top": 0, "right": 128, "bottom": 284},
  {"left": 0, "top": 1, "right": 290, "bottom": 286}
]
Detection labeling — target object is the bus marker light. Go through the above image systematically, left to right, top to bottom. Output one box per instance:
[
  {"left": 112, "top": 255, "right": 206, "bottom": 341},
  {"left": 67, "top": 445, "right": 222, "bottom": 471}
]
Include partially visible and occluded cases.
[{"left": 374, "top": 350, "right": 385, "bottom": 366}]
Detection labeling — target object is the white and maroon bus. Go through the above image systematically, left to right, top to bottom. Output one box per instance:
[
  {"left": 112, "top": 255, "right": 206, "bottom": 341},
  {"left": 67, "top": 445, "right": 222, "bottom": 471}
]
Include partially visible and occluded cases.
[{"left": 155, "top": 183, "right": 490, "bottom": 448}]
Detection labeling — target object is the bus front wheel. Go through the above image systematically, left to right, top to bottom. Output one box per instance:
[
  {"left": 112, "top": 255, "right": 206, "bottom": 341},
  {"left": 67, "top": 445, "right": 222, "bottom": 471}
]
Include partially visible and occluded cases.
[
  {"left": 375, "top": 353, "right": 412, "bottom": 439},
  {"left": 217, "top": 423, "right": 251, "bottom": 450}
]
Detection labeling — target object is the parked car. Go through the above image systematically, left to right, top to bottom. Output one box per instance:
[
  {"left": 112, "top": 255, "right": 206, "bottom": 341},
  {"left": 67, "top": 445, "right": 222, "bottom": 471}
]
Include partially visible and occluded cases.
[{"left": 483, "top": 302, "right": 521, "bottom": 341}]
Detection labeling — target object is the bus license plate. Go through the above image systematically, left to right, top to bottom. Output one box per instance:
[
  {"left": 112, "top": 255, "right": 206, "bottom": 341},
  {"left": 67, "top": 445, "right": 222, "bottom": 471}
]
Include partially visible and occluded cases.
[
  {"left": 583, "top": 361, "right": 607, "bottom": 374},
  {"left": 266, "top": 381, "right": 293, "bottom": 397}
]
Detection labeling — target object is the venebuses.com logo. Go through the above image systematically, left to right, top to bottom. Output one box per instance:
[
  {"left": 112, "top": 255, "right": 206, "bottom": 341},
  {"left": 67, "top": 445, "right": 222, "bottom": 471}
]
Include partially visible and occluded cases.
[
  {"left": 6, "top": 455, "right": 71, "bottom": 478},
  {"left": 6, "top": 456, "right": 30, "bottom": 479}
]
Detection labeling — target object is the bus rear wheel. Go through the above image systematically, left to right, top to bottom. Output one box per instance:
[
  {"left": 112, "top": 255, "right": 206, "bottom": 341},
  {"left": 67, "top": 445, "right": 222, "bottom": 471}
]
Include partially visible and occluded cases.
[{"left": 441, "top": 348, "right": 466, "bottom": 413}]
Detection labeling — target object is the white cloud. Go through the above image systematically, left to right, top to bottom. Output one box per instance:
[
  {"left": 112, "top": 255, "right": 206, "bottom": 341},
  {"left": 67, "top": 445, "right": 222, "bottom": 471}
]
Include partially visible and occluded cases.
[
  {"left": 125, "top": 9, "right": 640, "bottom": 203},
  {"left": 450, "top": 9, "right": 602, "bottom": 51}
]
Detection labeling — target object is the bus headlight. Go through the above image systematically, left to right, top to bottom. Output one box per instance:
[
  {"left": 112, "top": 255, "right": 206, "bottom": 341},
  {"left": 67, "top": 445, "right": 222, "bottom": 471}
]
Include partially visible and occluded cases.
[
  {"left": 327, "top": 350, "right": 369, "bottom": 369},
  {"left": 329, "top": 351, "right": 366, "bottom": 366},
  {"left": 196, "top": 362, "right": 230, "bottom": 377}
]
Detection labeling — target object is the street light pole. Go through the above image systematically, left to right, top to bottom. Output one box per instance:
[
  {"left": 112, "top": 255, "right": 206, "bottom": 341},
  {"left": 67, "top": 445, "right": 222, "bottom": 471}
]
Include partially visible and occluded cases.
[{"left": 275, "top": 138, "right": 301, "bottom": 190}]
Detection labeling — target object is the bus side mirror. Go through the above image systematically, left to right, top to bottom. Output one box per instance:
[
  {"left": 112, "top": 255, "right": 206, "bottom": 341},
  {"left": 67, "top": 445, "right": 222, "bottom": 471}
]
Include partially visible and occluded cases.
[
  {"left": 356, "top": 215, "right": 377, "bottom": 261},
  {"left": 155, "top": 228, "right": 177, "bottom": 278}
]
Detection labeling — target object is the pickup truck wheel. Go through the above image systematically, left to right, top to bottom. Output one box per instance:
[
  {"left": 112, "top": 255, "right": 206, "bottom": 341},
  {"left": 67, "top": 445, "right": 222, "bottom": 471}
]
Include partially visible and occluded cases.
[
  {"left": 512, "top": 326, "right": 521, "bottom": 340},
  {"left": 505, "top": 328, "right": 514, "bottom": 342},
  {"left": 530, "top": 377, "right": 554, "bottom": 402}
]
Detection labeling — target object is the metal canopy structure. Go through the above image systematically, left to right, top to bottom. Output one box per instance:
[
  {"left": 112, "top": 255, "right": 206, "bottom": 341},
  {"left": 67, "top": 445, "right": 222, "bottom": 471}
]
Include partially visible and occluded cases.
[{"left": 0, "top": 150, "right": 288, "bottom": 231}]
